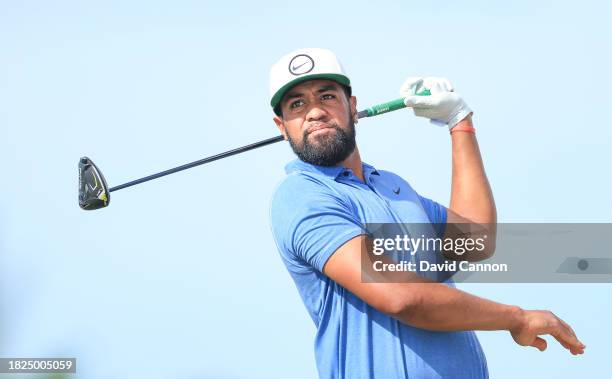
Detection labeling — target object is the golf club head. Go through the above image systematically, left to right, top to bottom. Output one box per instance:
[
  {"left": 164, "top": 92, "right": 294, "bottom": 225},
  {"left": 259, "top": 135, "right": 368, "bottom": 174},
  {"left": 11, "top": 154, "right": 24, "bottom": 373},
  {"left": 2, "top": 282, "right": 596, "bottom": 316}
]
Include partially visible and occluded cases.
[{"left": 78, "top": 157, "right": 110, "bottom": 210}]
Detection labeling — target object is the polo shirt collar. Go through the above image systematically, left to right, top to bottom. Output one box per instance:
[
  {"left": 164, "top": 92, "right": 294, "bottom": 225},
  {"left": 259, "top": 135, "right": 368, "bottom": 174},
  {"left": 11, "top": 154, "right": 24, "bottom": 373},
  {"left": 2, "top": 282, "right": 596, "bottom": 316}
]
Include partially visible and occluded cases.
[
  {"left": 285, "top": 159, "right": 380, "bottom": 181},
  {"left": 362, "top": 162, "right": 380, "bottom": 178}
]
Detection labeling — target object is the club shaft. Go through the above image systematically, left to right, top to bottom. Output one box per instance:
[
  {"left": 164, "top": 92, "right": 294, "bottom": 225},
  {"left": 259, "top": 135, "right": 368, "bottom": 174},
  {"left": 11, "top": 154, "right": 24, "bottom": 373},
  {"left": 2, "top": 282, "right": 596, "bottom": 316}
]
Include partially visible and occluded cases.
[
  {"left": 108, "top": 97, "right": 417, "bottom": 193},
  {"left": 109, "top": 135, "right": 285, "bottom": 192}
]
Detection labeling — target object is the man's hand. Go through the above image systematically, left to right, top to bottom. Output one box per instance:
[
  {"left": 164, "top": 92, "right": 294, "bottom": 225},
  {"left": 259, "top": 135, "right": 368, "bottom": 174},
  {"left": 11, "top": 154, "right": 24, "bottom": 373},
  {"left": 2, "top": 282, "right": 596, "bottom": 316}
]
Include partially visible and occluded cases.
[
  {"left": 400, "top": 76, "right": 472, "bottom": 129},
  {"left": 510, "top": 309, "right": 586, "bottom": 355}
]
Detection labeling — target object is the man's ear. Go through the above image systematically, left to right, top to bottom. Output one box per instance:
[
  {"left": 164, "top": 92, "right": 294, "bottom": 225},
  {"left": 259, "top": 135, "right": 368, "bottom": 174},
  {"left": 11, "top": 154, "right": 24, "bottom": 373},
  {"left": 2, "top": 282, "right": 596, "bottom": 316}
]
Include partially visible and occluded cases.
[
  {"left": 350, "top": 96, "right": 358, "bottom": 124},
  {"left": 273, "top": 115, "right": 288, "bottom": 140}
]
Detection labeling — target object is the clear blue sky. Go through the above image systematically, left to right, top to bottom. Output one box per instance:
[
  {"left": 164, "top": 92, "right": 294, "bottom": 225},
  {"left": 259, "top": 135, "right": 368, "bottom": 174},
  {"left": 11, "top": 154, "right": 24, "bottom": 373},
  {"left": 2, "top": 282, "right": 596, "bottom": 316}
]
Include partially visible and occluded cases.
[{"left": 1, "top": 1, "right": 610, "bottom": 378}]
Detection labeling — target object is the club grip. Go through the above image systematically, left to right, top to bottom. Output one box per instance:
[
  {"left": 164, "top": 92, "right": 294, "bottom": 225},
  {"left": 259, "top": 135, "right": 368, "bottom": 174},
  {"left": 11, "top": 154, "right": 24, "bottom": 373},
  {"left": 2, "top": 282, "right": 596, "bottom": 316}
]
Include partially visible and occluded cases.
[{"left": 361, "top": 89, "right": 431, "bottom": 118}]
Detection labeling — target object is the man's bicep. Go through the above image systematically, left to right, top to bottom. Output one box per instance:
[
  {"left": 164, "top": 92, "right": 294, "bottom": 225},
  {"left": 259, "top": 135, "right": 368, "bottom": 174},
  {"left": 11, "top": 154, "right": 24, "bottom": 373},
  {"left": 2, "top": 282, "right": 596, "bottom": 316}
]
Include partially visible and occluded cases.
[{"left": 322, "top": 235, "right": 422, "bottom": 316}]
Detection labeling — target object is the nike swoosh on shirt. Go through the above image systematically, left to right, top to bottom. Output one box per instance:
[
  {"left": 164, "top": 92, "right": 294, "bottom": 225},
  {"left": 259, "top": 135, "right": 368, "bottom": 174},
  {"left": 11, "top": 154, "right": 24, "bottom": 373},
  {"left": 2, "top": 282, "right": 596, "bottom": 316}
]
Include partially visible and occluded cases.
[{"left": 393, "top": 187, "right": 401, "bottom": 195}]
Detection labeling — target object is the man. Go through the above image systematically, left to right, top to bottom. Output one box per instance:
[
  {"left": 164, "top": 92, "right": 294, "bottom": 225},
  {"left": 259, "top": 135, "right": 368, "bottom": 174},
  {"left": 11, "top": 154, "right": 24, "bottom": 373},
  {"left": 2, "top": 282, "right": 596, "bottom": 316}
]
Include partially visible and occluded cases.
[{"left": 268, "top": 48, "right": 584, "bottom": 379}]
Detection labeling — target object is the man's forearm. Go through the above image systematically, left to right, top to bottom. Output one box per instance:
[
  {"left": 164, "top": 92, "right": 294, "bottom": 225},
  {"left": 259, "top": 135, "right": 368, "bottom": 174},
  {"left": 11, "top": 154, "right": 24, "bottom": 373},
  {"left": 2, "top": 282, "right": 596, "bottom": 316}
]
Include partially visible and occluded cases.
[
  {"left": 449, "top": 116, "right": 496, "bottom": 224},
  {"left": 392, "top": 282, "right": 522, "bottom": 332}
]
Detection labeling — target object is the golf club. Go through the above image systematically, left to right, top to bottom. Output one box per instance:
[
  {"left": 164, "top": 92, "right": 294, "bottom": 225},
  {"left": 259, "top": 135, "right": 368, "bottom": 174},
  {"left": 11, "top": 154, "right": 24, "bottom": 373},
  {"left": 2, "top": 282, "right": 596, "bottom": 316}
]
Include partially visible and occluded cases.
[{"left": 78, "top": 93, "right": 430, "bottom": 210}]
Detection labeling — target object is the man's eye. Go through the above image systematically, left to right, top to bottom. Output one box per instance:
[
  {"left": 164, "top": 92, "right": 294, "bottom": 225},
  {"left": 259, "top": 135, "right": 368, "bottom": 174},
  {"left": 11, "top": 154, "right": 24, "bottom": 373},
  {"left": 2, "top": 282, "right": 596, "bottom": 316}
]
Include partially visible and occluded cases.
[
  {"left": 322, "top": 94, "right": 335, "bottom": 100},
  {"left": 290, "top": 100, "right": 304, "bottom": 109}
]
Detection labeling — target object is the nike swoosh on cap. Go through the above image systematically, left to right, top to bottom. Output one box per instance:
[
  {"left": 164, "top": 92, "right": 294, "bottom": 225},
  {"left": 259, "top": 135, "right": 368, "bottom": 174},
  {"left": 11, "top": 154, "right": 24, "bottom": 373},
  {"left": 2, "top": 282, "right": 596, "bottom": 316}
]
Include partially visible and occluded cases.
[{"left": 291, "top": 61, "right": 308, "bottom": 71}]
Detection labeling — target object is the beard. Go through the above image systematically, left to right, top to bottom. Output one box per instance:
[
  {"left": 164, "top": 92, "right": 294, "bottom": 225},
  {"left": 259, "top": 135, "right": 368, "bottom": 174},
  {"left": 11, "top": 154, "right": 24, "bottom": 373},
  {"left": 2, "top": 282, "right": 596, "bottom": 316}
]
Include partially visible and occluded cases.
[{"left": 287, "top": 119, "right": 356, "bottom": 167}]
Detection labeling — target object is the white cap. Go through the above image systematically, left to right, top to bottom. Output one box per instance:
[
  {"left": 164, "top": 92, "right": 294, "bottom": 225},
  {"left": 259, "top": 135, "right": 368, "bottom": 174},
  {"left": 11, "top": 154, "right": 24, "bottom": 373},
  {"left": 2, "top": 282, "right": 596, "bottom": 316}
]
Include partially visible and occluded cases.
[{"left": 269, "top": 48, "right": 351, "bottom": 110}]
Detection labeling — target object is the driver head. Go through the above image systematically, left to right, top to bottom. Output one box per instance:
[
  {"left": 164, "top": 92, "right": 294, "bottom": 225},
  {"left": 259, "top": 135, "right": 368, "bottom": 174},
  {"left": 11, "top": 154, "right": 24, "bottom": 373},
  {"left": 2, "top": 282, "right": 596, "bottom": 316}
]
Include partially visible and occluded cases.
[{"left": 78, "top": 157, "right": 110, "bottom": 210}]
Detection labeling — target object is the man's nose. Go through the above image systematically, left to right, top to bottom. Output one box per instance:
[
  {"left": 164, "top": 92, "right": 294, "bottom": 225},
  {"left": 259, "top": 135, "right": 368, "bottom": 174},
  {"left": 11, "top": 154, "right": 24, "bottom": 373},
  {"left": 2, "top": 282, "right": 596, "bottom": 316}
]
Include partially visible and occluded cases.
[{"left": 306, "top": 103, "right": 328, "bottom": 122}]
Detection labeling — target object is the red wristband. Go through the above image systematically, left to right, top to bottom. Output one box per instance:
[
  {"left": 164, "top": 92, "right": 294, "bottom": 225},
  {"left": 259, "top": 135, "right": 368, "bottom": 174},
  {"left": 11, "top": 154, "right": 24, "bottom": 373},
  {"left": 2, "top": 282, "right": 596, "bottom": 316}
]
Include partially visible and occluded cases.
[{"left": 450, "top": 126, "right": 476, "bottom": 134}]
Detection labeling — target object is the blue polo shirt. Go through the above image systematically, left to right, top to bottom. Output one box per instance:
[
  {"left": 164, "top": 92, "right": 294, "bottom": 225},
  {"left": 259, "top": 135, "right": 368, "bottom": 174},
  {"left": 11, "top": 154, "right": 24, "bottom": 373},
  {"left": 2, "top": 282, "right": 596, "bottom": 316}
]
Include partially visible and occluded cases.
[{"left": 269, "top": 159, "right": 488, "bottom": 379}]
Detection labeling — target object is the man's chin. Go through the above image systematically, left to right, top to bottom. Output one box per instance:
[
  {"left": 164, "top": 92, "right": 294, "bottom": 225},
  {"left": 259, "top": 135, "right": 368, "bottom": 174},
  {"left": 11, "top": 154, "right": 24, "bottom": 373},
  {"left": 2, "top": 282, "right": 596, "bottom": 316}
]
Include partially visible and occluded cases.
[{"left": 288, "top": 122, "right": 356, "bottom": 166}]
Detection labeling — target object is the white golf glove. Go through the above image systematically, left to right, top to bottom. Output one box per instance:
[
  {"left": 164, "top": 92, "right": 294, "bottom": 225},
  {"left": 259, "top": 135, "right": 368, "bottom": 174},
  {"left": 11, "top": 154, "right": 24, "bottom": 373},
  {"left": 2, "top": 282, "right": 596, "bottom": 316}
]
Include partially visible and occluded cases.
[{"left": 400, "top": 77, "right": 472, "bottom": 129}]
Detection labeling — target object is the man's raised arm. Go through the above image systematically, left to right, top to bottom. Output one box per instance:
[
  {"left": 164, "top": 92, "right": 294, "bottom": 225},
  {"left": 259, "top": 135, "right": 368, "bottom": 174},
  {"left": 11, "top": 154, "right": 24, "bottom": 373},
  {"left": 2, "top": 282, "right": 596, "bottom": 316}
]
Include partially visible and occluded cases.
[{"left": 402, "top": 77, "right": 496, "bottom": 261}]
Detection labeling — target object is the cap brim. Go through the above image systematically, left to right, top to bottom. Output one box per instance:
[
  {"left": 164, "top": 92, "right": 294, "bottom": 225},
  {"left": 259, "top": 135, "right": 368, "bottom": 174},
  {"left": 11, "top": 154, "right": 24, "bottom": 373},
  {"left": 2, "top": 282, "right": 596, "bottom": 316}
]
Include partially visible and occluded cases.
[{"left": 270, "top": 74, "right": 351, "bottom": 109}]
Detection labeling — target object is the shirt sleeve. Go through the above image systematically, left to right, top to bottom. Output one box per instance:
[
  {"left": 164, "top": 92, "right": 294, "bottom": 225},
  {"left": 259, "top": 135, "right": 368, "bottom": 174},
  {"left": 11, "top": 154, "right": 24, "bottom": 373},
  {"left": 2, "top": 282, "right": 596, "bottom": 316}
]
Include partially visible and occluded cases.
[
  {"left": 270, "top": 175, "right": 366, "bottom": 273},
  {"left": 415, "top": 193, "right": 460, "bottom": 282},
  {"left": 416, "top": 193, "right": 447, "bottom": 238}
]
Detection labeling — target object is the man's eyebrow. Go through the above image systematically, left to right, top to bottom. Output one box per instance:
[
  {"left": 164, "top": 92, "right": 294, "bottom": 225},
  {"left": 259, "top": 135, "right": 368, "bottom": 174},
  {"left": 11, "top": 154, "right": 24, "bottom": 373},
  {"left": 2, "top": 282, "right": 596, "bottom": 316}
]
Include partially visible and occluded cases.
[
  {"left": 283, "top": 84, "right": 340, "bottom": 103},
  {"left": 316, "top": 84, "right": 338, "bottom": 93},
  {"left": 284, "top": 91, "right": 304, "bottom": 101}
]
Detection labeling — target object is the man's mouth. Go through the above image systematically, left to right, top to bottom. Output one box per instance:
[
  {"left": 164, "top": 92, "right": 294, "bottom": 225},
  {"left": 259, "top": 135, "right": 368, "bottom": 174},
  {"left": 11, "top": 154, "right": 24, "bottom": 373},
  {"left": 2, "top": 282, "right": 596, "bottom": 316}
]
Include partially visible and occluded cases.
[{"left": 307, "top": 123, "right": 334, "bottom": 135}]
